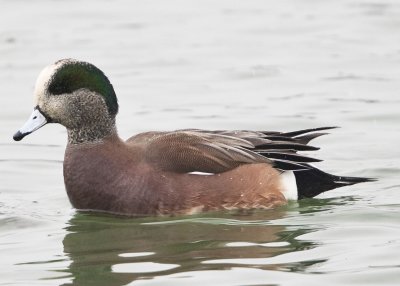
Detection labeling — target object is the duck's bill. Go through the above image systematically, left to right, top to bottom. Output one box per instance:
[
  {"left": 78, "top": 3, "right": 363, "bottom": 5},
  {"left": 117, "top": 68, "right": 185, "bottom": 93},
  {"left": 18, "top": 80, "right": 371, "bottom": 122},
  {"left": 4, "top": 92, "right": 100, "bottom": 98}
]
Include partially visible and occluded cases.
[{"left": 13, "top": 108, "right": 48, "bottom": 141}]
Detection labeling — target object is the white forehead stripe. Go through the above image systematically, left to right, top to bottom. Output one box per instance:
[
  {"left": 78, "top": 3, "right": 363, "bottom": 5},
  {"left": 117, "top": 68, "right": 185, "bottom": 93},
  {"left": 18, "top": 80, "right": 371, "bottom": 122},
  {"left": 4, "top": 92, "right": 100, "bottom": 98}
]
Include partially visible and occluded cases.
[{"left": 34, "top": 64, "right": 58, "bottom": 102}]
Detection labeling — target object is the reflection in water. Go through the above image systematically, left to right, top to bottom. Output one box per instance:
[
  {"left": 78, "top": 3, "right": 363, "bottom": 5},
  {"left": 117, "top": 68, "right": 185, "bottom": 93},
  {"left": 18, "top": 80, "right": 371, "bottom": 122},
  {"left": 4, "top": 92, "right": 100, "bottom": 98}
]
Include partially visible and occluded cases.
[{"left": 58, "top": 202, "right": 342, "bottom": 286}]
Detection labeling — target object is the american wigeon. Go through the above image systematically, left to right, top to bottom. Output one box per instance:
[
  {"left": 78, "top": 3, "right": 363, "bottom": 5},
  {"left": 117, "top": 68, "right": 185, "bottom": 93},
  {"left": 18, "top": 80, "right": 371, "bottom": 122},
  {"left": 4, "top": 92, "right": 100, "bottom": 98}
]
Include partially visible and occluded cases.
[{"left": 13, "top": 59, "right": 373, "bottom": 216}]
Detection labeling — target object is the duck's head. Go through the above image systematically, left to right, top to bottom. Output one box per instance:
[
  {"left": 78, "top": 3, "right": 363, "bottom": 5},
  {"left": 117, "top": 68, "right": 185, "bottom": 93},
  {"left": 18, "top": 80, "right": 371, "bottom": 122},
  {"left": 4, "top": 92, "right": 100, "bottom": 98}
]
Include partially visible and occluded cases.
[{"left": 13, "top": 59, "right": 119, "bottom": 143}]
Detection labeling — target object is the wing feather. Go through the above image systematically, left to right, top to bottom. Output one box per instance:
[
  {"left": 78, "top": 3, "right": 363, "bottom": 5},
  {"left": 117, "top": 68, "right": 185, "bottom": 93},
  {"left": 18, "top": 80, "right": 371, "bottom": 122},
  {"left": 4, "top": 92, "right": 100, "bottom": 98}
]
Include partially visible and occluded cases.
[{"left": 126, "top": 127, "right": 334, "bottom": 173}]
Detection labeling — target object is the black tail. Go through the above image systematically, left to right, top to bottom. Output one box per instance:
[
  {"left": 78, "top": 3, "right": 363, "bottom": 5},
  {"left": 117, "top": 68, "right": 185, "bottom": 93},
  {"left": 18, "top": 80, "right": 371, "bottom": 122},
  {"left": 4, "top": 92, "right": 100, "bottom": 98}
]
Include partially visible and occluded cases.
[{"left": 294, "top": 166, "right": 376, "bottom": 199}]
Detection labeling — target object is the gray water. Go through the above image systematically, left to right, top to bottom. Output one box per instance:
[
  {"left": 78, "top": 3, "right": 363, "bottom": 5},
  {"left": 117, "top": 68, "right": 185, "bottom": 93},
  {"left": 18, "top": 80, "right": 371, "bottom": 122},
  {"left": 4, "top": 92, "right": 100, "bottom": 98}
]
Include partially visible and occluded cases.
[{"left": 1, "top": 0, "right": 399, "bottom": 285}]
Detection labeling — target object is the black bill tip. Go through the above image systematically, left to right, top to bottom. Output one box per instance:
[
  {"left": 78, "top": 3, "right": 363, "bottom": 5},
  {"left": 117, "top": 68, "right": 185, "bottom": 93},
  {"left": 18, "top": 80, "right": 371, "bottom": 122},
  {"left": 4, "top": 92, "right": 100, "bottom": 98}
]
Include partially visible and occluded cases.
[{"left": 13, "top": 131, "right": 28, "bottom": 141}]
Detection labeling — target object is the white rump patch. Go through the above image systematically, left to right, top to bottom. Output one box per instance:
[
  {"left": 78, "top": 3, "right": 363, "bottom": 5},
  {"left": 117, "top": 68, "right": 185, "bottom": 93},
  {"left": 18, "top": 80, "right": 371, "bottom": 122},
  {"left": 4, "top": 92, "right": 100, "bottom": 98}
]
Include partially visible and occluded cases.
[
  {"left": 280, "top": 171, "right": 298, "bottom": 200},
  {"left": 188, "top": 172, "right": 215, "bottom": 176}
]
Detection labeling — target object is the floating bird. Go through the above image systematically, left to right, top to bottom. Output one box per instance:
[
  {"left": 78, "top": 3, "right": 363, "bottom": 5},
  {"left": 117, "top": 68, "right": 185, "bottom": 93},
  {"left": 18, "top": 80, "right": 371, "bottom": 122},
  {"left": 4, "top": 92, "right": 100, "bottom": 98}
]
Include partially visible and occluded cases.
[{"left": 13, "top": 59, "right": 373, "bottom": 216}]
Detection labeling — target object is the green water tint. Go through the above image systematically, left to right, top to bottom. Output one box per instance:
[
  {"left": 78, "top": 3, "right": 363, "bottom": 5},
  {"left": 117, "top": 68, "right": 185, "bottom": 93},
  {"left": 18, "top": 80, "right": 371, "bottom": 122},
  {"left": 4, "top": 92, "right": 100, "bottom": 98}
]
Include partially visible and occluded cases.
[{"left": 54, "top": 200, "right": 347, "bottom": 286}]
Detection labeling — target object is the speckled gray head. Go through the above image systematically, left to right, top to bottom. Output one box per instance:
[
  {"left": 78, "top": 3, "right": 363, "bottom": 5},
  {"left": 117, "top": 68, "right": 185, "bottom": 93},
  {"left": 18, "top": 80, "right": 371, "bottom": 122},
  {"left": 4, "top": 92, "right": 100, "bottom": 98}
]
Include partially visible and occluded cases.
[{"left": 13, "top": 59, "right": 119, "bottom": 143}]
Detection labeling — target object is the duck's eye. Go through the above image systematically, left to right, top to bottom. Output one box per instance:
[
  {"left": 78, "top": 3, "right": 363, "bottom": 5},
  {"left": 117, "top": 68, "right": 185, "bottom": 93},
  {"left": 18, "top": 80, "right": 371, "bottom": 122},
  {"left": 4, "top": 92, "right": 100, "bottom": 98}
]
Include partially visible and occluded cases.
[{"left": 33, "top": 116, "right": 37, "bottom": 119}]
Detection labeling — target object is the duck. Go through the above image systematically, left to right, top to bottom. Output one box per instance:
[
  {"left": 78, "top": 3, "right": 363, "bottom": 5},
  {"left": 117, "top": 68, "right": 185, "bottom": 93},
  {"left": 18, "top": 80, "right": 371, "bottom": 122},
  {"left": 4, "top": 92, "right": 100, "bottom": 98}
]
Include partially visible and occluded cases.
[{"left": 13, "top": 59, "right": 373, "bottom": 216}]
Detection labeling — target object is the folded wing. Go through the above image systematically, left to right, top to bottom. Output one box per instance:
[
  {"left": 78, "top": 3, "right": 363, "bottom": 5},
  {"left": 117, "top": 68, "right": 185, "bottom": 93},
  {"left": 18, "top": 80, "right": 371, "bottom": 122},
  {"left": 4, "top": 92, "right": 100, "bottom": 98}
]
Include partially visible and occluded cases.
[{"left": 126, "top": 127, "right": 337, "bottom": 174}]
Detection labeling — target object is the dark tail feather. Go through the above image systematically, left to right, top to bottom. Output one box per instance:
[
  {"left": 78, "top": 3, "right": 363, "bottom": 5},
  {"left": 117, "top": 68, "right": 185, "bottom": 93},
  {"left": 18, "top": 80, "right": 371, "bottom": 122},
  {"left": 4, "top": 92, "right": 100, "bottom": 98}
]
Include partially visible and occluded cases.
[
  {"left": 280, "top": 126, "right": 338, "bottom": 137},
  {"left": 294, "top": 132, "right": 329, "bottom": 145},
  {"left": 255, "top": 142, "right": 320, "bottom": 151},
  {"left": 258, "top": 151, "right": 322, "bottom": 163},
  {"left": 273, "top": 160, "right": 311, "bottom": 171},
  {"left": 294, "top": 166, "right": 376, "bottom": 199}
]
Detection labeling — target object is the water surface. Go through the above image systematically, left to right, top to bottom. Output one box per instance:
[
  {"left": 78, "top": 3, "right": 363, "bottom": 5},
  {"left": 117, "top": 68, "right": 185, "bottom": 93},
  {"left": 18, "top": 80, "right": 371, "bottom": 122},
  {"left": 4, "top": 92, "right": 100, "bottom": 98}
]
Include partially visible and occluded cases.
[{"left": 1, "top": 0, "right": 399, "bottom": 285}]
